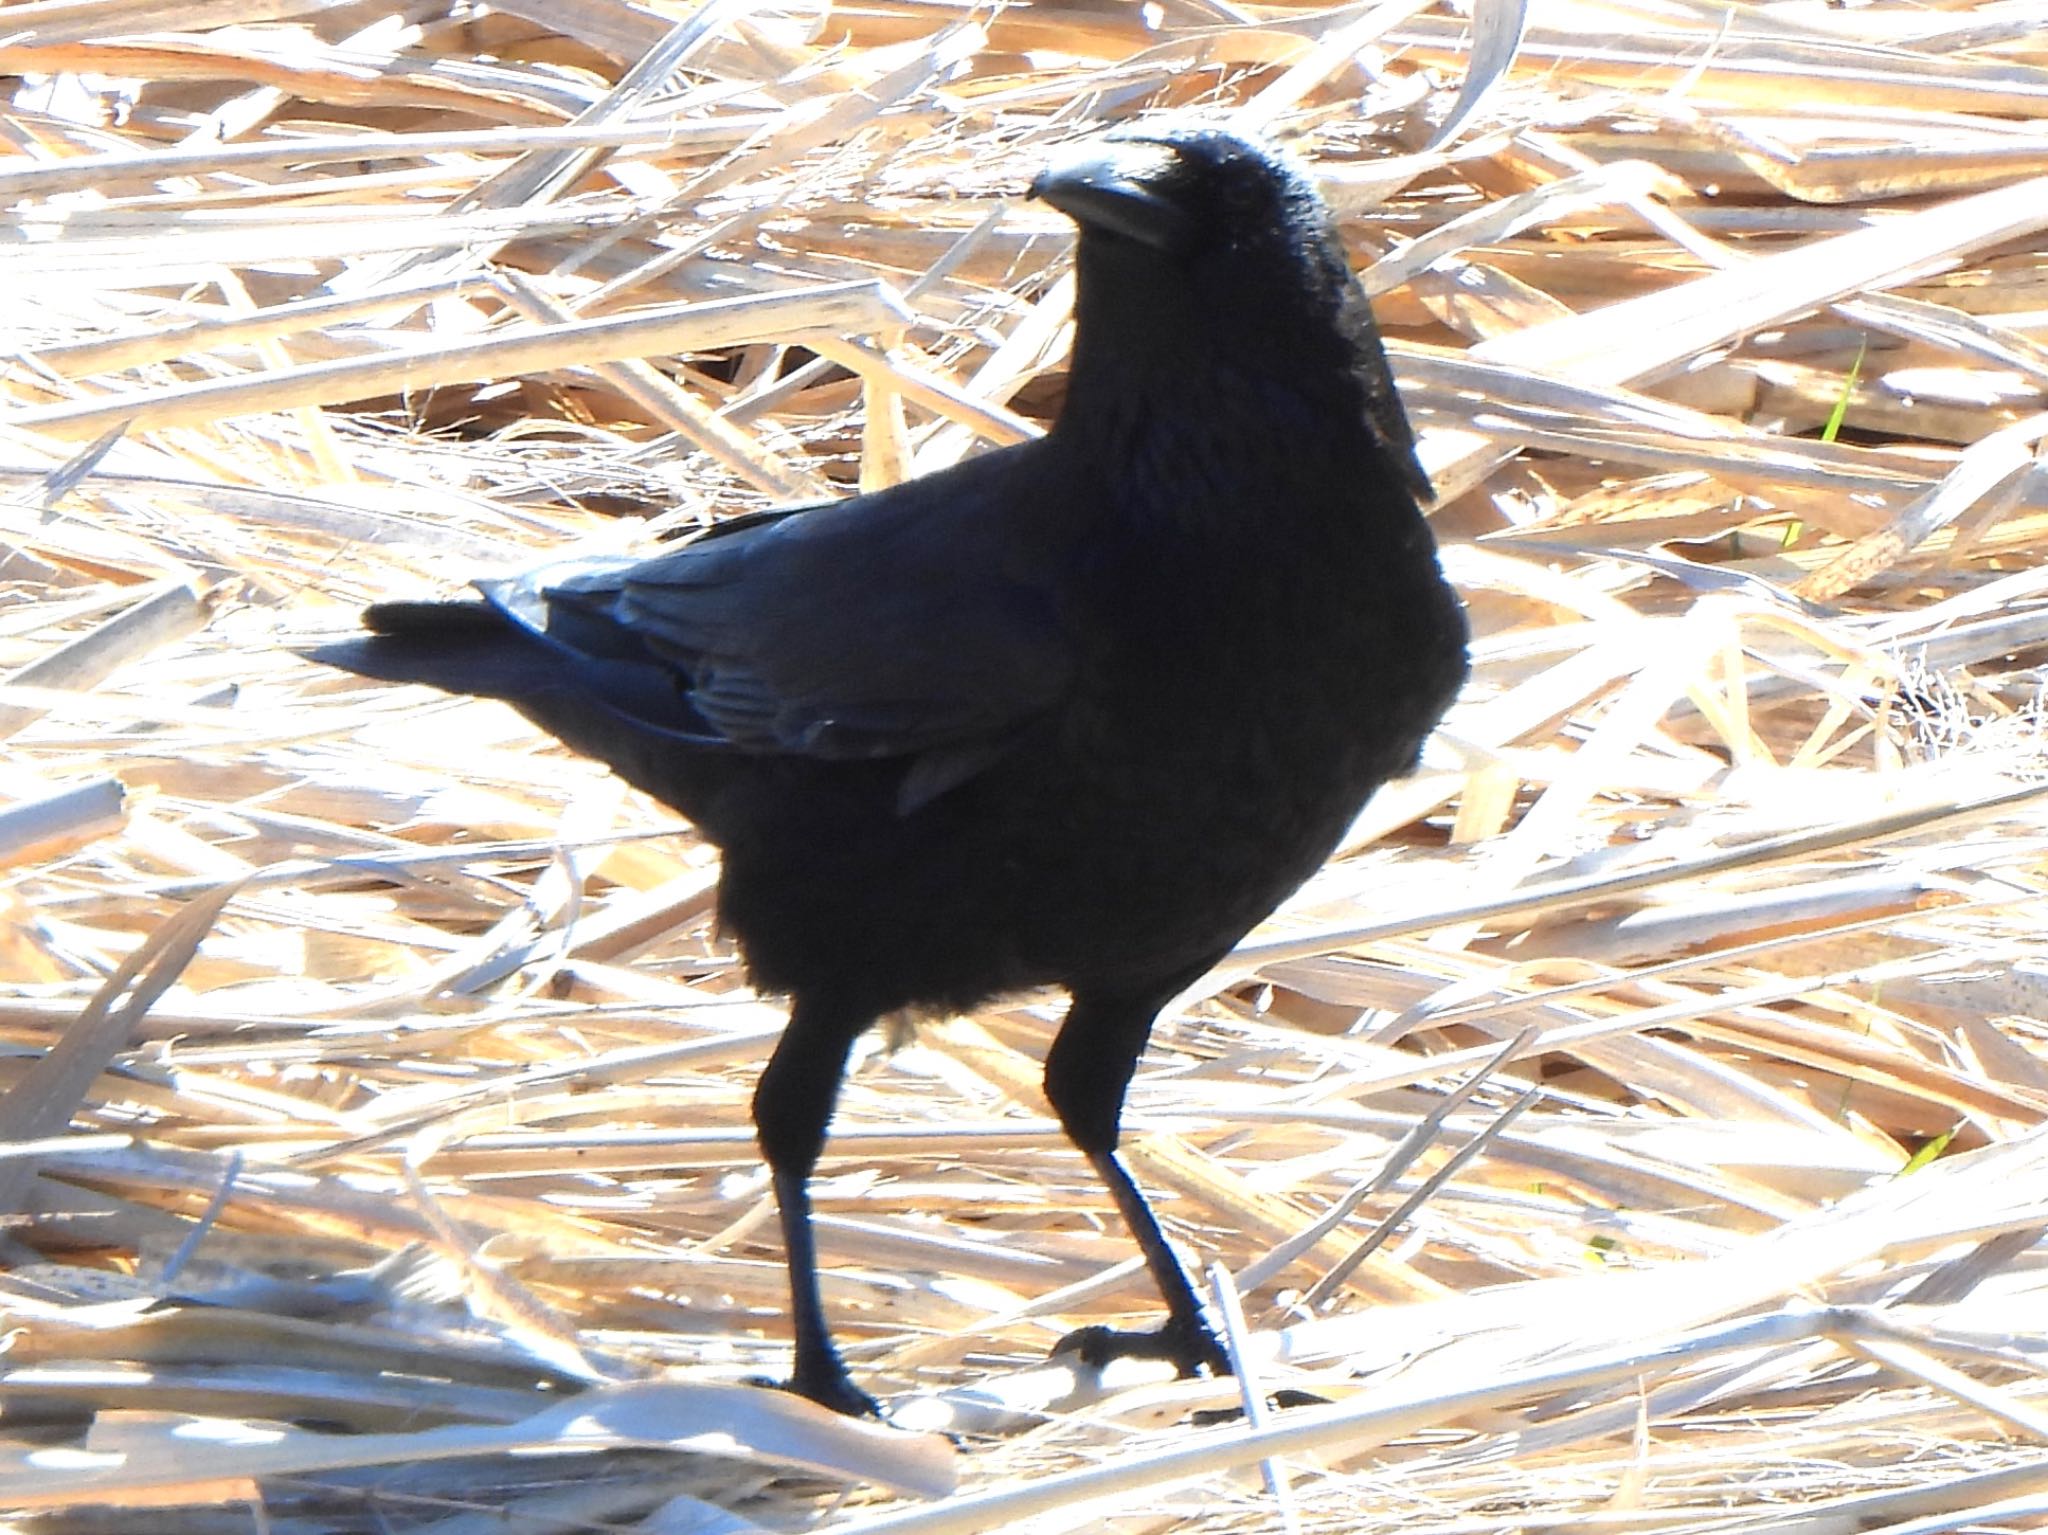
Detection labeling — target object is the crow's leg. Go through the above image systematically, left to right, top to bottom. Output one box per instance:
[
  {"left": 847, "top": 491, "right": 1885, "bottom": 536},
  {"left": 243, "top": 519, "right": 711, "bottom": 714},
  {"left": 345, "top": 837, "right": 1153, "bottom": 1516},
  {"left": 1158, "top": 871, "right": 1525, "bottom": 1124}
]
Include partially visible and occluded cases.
[
  {"left": 1043, "top": 970, "right": 1231, "bottom": 1380},
  {"left": 753, "top": 997, "right": 877, "bottom": 1416}
]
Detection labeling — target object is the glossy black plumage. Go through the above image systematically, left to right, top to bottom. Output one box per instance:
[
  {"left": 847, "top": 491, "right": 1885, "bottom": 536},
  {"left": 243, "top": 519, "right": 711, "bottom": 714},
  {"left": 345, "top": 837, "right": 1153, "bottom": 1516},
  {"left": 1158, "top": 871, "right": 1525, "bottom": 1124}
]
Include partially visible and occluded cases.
[{"left": 314, "top": 126, "right": 1469, "bottom": 1415}]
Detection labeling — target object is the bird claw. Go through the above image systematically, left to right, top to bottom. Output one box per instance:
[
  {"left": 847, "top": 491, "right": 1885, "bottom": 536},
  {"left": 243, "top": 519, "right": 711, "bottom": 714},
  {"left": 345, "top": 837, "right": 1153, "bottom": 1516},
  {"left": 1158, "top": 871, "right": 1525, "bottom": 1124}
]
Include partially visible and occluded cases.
[
  {"left": 1052, "top": 1315, "right": 1231, "bottom": 1381},
  {"left": 759, "top": 1363, "right": 881, "bottom": 1419},
  {"left": 795, "top": 1374, "right": 883, "bottom": 1419}
]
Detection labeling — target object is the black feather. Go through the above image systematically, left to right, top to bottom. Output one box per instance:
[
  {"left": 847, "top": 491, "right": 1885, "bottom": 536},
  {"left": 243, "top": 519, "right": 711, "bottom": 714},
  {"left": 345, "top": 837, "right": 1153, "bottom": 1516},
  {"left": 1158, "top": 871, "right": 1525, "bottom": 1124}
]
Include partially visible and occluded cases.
[{"left": 309, "top": 124, "right": 1468, "bottom": 1415}]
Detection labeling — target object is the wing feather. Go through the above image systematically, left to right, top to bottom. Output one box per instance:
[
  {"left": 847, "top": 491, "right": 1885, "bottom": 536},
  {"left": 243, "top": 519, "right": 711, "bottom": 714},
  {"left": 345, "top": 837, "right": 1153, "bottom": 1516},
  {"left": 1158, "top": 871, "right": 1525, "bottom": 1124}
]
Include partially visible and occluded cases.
[{"left": 482, "top": 445, "right": 1076, "bottom": 782}]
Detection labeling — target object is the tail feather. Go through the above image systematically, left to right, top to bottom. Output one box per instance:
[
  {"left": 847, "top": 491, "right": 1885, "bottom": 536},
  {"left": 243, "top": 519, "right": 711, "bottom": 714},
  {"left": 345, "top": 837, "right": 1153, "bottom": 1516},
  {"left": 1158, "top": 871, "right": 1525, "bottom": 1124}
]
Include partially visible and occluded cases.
[
  {"left": 308, "top": 599, "right": 716, "bottom": 743},
  {"left": 308, "top": 599, "right": 746, "bottom": 826},
  {"left": 362, "top": 599, "right": 513, "bottom": 638},
  {"left": 309, "top": 602, "right": 560, "bottom": 703}
]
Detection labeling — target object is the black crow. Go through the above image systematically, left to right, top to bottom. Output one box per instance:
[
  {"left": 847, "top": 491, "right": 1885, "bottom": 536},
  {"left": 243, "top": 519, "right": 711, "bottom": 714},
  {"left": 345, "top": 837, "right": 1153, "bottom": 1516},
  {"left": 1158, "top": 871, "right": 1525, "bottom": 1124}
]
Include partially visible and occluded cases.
[{"left": 312, "top": 125, "right": 1468, "bottom": 1416}]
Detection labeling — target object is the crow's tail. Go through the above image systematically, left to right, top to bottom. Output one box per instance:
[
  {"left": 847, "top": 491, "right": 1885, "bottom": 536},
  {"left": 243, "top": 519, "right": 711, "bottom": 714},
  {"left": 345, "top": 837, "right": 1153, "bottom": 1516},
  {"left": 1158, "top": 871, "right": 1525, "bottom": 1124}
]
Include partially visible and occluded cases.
[{"left": 305, "top": 600, "right": 565, "bottom": 703}]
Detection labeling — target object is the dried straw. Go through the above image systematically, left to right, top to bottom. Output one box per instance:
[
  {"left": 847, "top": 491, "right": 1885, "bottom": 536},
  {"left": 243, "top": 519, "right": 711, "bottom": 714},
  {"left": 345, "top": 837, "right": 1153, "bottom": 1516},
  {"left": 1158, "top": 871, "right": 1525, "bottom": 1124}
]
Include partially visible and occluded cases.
[{"left": 4, "top": 2, "right": 2048, "bottom": 1531}]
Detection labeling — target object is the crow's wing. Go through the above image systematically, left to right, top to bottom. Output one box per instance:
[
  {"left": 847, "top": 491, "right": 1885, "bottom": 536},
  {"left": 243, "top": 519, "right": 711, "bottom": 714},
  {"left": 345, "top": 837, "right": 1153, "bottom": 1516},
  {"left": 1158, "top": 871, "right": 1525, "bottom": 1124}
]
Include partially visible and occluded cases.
[{"left": 484, "top": 447, "right": 1076, "bottom": 778}]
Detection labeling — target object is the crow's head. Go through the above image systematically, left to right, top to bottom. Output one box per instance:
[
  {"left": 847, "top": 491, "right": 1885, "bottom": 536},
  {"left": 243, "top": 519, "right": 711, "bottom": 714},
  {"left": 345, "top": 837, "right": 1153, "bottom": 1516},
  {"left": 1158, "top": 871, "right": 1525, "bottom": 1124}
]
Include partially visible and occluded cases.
[
  {"left": 1030, "top": 125, "right": 1425, "bottom": 496},
  {"left": 1031, "top": 126, "right": 1315, "bottom": 259}
]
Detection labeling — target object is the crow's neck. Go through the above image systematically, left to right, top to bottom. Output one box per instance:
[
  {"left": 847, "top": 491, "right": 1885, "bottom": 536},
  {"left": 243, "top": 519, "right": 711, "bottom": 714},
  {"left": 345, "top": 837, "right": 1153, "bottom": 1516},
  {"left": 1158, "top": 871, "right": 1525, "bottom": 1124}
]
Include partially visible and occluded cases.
[{"left": 1060, "top": 340, "right": 1381, "bottom": 521}]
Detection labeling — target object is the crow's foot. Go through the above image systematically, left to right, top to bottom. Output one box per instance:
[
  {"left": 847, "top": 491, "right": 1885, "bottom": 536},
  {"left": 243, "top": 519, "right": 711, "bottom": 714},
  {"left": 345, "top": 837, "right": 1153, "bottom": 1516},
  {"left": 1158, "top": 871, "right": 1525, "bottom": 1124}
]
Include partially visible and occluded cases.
[
  {"left": 1052, "top": 1313, "right": 1230, "bottom": 1380},
  {"left": 753, "top": 1361, "right": 880, "bottom": 1419}
]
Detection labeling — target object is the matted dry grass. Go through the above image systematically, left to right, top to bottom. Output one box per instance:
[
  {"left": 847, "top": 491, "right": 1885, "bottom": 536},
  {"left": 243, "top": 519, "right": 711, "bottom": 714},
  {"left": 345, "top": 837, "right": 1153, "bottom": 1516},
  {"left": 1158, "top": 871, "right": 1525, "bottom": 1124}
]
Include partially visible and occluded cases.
[{"left": 4, "top": 1, "right": 2048, "bottom": 1530}]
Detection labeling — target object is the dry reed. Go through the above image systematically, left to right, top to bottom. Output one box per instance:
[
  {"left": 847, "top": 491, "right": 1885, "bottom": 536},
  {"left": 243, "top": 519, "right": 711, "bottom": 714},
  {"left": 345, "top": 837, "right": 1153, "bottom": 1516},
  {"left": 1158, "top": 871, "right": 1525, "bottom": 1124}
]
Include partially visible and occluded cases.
[{"left": 3, "top": 1, "right": 2048, "bottom": 1531}]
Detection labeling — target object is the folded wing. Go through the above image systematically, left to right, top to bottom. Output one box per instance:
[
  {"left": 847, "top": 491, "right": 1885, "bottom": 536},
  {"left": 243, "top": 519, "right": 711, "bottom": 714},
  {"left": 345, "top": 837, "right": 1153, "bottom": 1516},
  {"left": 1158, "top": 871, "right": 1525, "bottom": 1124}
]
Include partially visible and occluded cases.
[{"left": 352, "top": 448, "right": 1079, "bottom": 812}]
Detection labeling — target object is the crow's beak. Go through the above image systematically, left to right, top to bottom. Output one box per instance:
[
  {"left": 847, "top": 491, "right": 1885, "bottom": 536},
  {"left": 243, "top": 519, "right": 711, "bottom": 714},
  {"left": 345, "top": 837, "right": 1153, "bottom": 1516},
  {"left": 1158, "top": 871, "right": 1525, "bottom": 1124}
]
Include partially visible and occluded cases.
[{"left": 1030, "top": 141, "right": 1194, "bottom": 253}]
